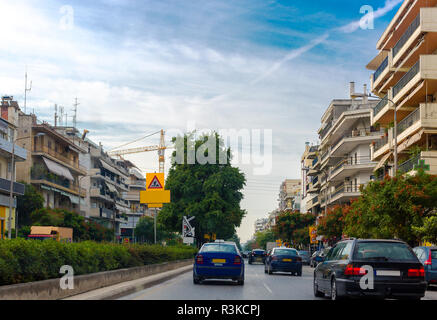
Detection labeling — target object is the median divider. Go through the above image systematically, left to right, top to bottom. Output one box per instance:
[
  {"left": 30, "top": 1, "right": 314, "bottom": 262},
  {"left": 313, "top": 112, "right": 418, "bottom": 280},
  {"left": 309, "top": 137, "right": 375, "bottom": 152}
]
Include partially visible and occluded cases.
[{"left": 0, "top": 259, "right": 193, "bottom": 300}]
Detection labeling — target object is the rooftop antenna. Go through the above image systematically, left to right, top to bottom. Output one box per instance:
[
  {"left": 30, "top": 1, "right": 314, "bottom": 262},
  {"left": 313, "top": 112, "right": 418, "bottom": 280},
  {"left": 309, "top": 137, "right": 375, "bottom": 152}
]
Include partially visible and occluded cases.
[
  {"left": 24, "top": 66, "right": 32, "bottom": 114},
  {"left": 72, "top": 97, "right": 79, "bottom": 129},
  {"left": 54, "top": 104, "right": 58, "bottom": 126},
  {"left": 59, "top": 106, "right": 64, "bottom": 126},
  {"left": 65, "top": 112, "right": 68, "bottom": 127}
]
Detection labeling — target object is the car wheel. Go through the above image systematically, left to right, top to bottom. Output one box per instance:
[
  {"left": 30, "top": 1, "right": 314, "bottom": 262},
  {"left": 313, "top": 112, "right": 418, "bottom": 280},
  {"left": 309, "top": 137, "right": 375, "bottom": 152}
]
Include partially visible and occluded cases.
[
  {"left": 268, "top": 264, "right": 273, "bottom": 275},
  {"left": 264, "top": 265, "right": 267, "bottom": 274},
  {"left": 297, "top": 270, "right": 302, "bottom": 277},
  {"left": 193, "top": 277, "right": 201, "bottom": 285},
  {"left": 313, "top": 277, "right": 324, "bottom": 297},
  {"left": 330, "top": 278, "right": 342, "bottom": 300},
  {"left": 237, "top": 279, "right": 244, "bottom": 285}
]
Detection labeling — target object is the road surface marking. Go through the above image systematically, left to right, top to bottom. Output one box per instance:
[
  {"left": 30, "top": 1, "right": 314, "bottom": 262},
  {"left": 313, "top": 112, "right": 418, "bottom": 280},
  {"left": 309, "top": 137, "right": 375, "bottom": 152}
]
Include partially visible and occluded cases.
[{"left": 263, "top": 283, "right": 273, "bottom": 294}]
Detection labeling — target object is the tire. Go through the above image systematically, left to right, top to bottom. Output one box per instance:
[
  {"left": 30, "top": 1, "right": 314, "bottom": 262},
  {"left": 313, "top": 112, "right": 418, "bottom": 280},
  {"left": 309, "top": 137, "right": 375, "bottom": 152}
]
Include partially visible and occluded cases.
[
  {"left": 268, "top": 264, "right": 273, "bottom": 275},
  {"left": 264, "top": 266, "right": 267, "bottom": 274},
  {"left": 297, "top": 270, "right": 302, "bottom": 277},
  {"left": 193, "top": 277, "right": 201, "bottom": 285},
  {"left": 313, "top": 277, "right": 324, "bottom": 298},
  {"left": 330, "top": 278, "right": 342, "bottom": 301},
  {"left": 237, "top": 279, "right": 244, "bottom": 285}
]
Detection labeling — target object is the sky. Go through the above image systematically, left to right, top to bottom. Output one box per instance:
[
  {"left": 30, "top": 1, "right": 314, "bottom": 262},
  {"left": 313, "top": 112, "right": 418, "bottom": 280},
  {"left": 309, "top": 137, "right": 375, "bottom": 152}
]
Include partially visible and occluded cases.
[{"left": 0, "top": 0, "right": 403, "bottom": 243}]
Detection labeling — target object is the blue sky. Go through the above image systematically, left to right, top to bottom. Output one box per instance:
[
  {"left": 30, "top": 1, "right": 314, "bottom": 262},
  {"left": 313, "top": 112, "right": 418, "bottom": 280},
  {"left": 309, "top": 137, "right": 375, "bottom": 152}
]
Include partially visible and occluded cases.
[{"left": 0, "top": 0, "right": 403, "bottom": 242}]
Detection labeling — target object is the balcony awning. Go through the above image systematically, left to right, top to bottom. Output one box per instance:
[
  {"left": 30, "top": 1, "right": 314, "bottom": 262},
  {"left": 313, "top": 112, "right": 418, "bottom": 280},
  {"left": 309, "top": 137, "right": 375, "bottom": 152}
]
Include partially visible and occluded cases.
[
  {"left": 397, "top": 130, "right": 424, "bottom": 154},
  {"left": 374, "top": 152, "right": 393, "bottom": 172},
  {"left": 43, "top": 157, "right": 74, "bottom": 181},
  {"left": 100, "top": 159, "right": 126, "bottom": 177},
  {"left": 105, "top": 181, "right": 118, "bottom": 194}
]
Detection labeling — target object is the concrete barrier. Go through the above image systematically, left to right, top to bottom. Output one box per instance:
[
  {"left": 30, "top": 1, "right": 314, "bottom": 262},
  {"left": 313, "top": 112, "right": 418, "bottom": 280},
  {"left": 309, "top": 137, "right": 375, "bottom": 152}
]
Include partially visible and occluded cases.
[{"left": 0, "top": 259, "right": 193, "bottom": 300}]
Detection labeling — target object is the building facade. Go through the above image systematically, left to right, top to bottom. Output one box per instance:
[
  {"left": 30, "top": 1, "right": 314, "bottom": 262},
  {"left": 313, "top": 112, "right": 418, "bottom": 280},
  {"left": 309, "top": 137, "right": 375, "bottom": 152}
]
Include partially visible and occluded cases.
[
  {"left": 367, "top": 0, "right": 437, "bottom": 176},
  {"left": 316, "top": 84, "right": 382, "bottom": 215},
  {"left": 0, "top": 97, "right": 26, "bottom": 239},
  {"left": 16, "top": 115, "right": 86, "bottom": 215},
  {"left": 301, "top": 143, "right": 320, "bottom": 215},
  {"left": 278, "top": 179, "right": 301, "bottom": 211},
  {"left": 254, "top": 218, "right": 269, "bottom": 233}
]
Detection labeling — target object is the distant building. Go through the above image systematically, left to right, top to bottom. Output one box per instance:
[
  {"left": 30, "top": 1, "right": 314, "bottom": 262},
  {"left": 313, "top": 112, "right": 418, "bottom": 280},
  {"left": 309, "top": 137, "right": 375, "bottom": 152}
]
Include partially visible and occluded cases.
[
  {"left": 0, "top": 97, "right": 27, "bottom": 239},
  {"left": 301, "top": 143, "right": 320, "bottom": 215},
  {"left": 278, "top": 179, "right": 301, "bottom": 211},
  {"left": 254, "top": 218, "right": 269, "bottom": 233}
]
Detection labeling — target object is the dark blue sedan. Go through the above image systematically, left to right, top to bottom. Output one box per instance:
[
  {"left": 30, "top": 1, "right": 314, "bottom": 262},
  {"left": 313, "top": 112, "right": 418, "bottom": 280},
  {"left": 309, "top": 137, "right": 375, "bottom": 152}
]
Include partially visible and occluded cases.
[
  {"left": 193, "top": 240, "right": 245, "bottom": 285},
  {"left": 413, "top": 246, "right": 437, "bottom": 286},
  {"left": 264, "top": 248, "right": 302, "bottom": 276}
]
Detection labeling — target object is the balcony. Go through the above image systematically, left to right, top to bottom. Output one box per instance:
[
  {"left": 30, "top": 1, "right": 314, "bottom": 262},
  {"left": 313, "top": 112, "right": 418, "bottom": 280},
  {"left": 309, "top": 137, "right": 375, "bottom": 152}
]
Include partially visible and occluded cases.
[
  {"left": 393, "top": 14, "right": 421, "bottom": 59},
  {"left": 392, "top": 55, "right": 437, "bottom": 111},
  {"left": 373, "top": 56, "right": 389, "bottom": 84},
  {"left": 372, "top": 95, "right": 390, "bottom": 124},
  {"left": 397, "top": 103, "right": 437, "bottom": 144},
  {"left": 320, "top": 122, "right": 333, "bottom": 141},
  {"left": 330, "top": 128, "right": 384, "bottom": 157},
  {"left": 0, "top": 137, "right": 27, "bottom": 161},
  {"left": 33, "top": 145, "right": 85, "bottom": 174},
  {"left": 398, "top": 154, "right": 421, "bottom": 174},
  {"left": 329, "top": 157, "right": 376, "bottom": 182},
  {"left": 31, "top": 171, "right": 85, "bottom": 197},
  {"left": 0, "top": 177, "right": 25, "bottom": 196},
  {"left": 329, "top": 184, "right": 363, "bottom": 205}
]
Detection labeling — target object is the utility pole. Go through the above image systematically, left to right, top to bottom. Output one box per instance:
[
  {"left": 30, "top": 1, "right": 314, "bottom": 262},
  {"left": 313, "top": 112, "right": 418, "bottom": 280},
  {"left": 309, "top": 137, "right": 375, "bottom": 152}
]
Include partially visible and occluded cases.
[{"left": 154, "top": 208, "right": 157, "bottom": 244}]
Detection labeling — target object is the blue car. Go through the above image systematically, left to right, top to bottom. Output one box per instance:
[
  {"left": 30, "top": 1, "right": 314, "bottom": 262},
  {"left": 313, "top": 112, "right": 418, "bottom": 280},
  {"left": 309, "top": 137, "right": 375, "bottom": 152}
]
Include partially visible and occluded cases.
[
  {"left": 193, "top": 240, "right": 245, "bottom": 285},
  {"left": 413, "top": 246, "right": 437, "bottom": 286},
  {"left": 264, "top": 247, "right": 302, "bottom": 276}
]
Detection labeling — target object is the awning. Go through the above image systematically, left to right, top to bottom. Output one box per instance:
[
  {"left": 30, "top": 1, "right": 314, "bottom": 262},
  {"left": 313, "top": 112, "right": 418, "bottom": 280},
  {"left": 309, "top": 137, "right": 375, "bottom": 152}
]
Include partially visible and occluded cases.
[
  {"left": 398, "top": 130, "right": 424, "bottom": 154},
  {"left": 374, "top": 152, "right": 392, "bottom": 172},
  {"left": 43, "top": 157, "right": 74, "bottom": 181},
  {"left": 100, "top": 159, "right": 126, "bottom": 177},
  {"left": 105, "top": 181, "right": 119, "bottom": 194},
  {"left": 67, "top": 194, "right": 79, "bottom": 204},
  {"left": 115, "top": 204, "right": 128, "bottom": 213}
]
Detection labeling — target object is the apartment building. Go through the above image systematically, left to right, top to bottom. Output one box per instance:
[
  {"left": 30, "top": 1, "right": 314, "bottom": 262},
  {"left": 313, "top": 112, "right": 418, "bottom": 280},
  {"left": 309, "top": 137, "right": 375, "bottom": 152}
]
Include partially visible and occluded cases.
[
  {"left": 367, "top": 0, "right": 437, "bottom": 176},
  {"left": 317, "top": 84, "right": 382, "bottom": 213},
  {"left": 0, "top": 97, "right": 26, "bottom": 239},
  {"left": 16, "top": 114, "right": 86, "bottom": 214},
  {"left": 53, "top": 127, "right": 130, "bottom": 239},
  {"left": 301, "top": 143, "right": 320, "bottom": 215},
  {"left": 119, "top": 160, "right": 148, "bottom": 241},
  {"left": 278, "top": 179, "right": 301, "bottom": 211},
  {"left": 266, "top": 209, "right": 280, "bottom": 229},
  {"left": 254, "top": 218, "right": 269, "bottom": 233}
]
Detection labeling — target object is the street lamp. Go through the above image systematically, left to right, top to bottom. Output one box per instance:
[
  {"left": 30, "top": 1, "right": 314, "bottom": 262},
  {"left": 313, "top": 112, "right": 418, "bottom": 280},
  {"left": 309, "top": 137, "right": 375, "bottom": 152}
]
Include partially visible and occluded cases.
[{"left": 8, "top": 132, "right": 45, "bottom": 239}]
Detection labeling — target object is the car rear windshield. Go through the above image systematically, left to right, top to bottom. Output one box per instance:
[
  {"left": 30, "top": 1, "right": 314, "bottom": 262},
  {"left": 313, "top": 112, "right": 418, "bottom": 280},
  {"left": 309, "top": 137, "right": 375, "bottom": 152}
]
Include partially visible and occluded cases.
[
  {"left": 353, "top": 242, "right": 417, "bottom": 261},
  {"left": 200, "top": 244, "right": 237, "bottom": 254},
  {"left": 275, "top": 249, "right": 298, "bottom": 256},
  {"left": 253, "top": 250, "right": 265, "bottom": 254},
  {"left": 431, "top": 250, "right": 437, "bottom": 259},
  {"left": 299, "top": 251, "right": 309, "bottom": 256}
]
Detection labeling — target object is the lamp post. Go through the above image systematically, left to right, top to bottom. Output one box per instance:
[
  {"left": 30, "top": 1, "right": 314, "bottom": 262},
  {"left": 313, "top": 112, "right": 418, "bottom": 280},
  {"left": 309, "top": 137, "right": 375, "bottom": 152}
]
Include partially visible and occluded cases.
[{"left": 8, "top": 132, "right": 45, "bottom": 239}]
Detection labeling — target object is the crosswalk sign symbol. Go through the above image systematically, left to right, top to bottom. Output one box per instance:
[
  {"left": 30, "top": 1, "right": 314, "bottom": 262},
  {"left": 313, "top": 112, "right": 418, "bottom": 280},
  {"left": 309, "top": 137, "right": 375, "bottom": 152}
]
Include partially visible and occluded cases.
[{"left": 148, "top": 175, "right": 163, "bottom": 189}]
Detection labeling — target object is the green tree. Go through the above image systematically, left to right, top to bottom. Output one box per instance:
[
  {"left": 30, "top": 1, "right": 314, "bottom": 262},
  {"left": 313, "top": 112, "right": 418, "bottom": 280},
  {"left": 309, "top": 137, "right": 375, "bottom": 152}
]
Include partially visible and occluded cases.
[
  {"left": 158, "top": 132, "right": 247, "bottom": 247},
  {"left": 344, "top": 170, "right": 437, "bottom": 246},
  {"left": 16, "top": 182, "right": 44, "bottom": 227},
  {"left": 317, "top": 205, "right": 350, "bottom": 244},
  {"left": 274, "top": 210, "right": 316, "bottom": 247},
  {"left": 134, "top": 216, "right": 171, "bottom": 244},
  {"left": 253, "top": 230, "right": 275, "bottom": 250},
  {"left": 227, "top": 233, "right": 242, "bottom": 251}
]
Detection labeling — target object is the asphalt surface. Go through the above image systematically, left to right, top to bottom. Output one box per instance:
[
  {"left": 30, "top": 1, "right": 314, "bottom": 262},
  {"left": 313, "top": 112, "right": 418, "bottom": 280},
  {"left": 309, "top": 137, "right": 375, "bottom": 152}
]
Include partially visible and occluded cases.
[{"left": 119, "top": 260, "right": 437, "bottom": 300}]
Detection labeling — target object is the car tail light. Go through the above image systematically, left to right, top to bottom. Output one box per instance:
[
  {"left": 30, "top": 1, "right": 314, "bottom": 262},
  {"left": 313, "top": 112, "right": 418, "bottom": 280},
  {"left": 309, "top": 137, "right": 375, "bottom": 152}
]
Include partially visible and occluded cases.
[
  {"left": 424, "top": 252, "right": 433, "bottom": 266},
  {"left": 196, "top": 255, "right": 204, "bottom": 264},
  {"left": 234, "top": 256, "right": 241, "bottom": 265},
  {"left": 271, "top": 256, "right": 278, "bottom": 261},
  {"left": 297, "top": 257, "right": 302, "bottom": 262},
  {"left": 344, "top": 264, "right": 367, "bottom": 276},
  {"left": 408, "top": 267, "right": 425, "bottom": 277}
]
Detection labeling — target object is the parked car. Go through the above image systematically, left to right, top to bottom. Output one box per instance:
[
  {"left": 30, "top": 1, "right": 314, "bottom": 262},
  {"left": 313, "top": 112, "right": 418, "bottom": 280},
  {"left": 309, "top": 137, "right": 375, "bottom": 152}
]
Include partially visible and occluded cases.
[
  {"left": 313, "top": 239, "right": 427, "bottom": 300},
  {"left": 193, "top": 240, "right": 245, "bottom": 285},
  {"left": 413, "top": 246, "right": 437, "bottom": 286},
  {"left": 265, "top": 247, "right": 302, "bottom": 276},
  {"left": 310, "top": 248, "right": 330, "bottom": 268},
  {"left": 248, "top": 249, "right": 266, "bottom": 264},
  {"left": 298, "top": 250, "right": 311, "bottom": 265}
]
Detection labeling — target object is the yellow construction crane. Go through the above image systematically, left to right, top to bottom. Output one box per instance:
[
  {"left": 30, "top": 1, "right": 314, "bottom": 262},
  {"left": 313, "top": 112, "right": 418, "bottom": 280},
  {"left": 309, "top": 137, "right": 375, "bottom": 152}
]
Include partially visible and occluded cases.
[{"left": 108, "top": 130, "right": 167, "bottom": 173}]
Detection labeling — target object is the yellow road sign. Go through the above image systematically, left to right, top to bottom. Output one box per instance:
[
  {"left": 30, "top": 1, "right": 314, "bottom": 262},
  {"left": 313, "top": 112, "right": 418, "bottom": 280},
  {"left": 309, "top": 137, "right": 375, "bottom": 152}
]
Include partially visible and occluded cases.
[
  {"left": 146, "top": 173, "right": 165, "bottom": 191},
  {"left": 140, "top": 190, "right": 170, "bottom": 204},
  {"left": 148, "top": 203, "right": 163, "bottom": 208}
]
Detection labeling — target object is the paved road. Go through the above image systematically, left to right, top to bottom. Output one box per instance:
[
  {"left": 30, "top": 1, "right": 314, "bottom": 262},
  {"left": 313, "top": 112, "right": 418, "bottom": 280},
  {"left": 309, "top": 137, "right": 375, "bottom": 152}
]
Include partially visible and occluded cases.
[{"left": 120, "top": 261, "right": 437, "bottom": 300}]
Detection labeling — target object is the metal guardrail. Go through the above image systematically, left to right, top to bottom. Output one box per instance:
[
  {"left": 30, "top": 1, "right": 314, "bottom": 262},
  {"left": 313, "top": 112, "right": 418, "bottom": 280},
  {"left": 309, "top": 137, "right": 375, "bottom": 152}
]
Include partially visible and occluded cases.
[
  {"left": 393, "top": 14, "right": 420, "bottom": 58},
  {"left": 373, "top": 56, "right": 389, "bottom": 82},
  {"left": 392, "top": 60, "right": 420, "bottom": 98},
  {"left": 373, "top": 95, "right": 389, "bottom": 117},
  {"left": 397, "top": 107, "right": 420, "bottom": 136},
  {"left": 320, "top": 122, "right": 333, "bottom": 140},
  {"left": 374, "top": 135, "right": 388, "bottom": 152},
  {"left": 33, "top": 146, "right": 80, "bottom": 170},
  {"left": 398, "top": 154, "right": 420, "bottom": 173},
  {"left": 312, "top": 157, "right": 318, "bottom": 167},
  {"left": 330, "top": 157, "right": 373, "bottom": 177},
  {"left": 0, "top": 178, "right": 25, "bottom": 195}
]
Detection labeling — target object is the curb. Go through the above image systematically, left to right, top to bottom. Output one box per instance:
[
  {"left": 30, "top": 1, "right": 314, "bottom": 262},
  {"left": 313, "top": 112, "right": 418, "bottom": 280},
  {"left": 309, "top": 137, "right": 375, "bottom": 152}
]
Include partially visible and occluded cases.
[{"left": 64, "top": 264, "right": 193, "bottom": 300}]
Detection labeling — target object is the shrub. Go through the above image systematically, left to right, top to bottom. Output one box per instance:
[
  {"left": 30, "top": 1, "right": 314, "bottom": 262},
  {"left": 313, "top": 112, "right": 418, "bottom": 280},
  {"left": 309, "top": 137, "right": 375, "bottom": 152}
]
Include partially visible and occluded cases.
[{"left": 0, "top": 239, "right": 197, "bottom": 286}]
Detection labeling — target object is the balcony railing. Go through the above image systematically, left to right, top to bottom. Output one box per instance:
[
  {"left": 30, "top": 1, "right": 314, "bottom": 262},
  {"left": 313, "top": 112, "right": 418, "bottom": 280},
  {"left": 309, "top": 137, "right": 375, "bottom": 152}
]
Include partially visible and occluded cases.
[
  {"left": 393, "top": 14, "right": 420, "bottom": 58},
  {"left": 373, "top": 56, "right": 389, "bottom": 82},
  {"left": 392, "top": 60, "right": 420, "bottom": 98},
  {"left": 373, "top": 95, "right": 389, "bottom": 117},
  {"left": 397, "top": 107, "right": 420, "bottom": 136},
  {"left": 320, "top": 122, "right": 333, "bottom": 140},
  {"left": 374, "top": 135, "right": 388, "bottom": 152},
  {"left": 33, "top": 145, "right": 79, "bottom": 170},
  {"left": 398, "top": 154, "right": 421, "bottom": 173},
  {"left": 312, "top": 157, "right": 318, "bottom": 167},
  {"left": 330, "top": 157, "right": 373, "bottom": 177},
  {"left": 31, "top": 172, "right": 81, "bottom": 194},
  {"left": 312, "top": 176, "right": 319, "bottom": 185},
  {"left": 0, "top": 177, "right": 25, "bottom": 195},
  {"left": 331, "top": 184, "right": 363, "bottom": 199},
  {"left": 312, "top": 196, "right": 319, "bottom": 205}
]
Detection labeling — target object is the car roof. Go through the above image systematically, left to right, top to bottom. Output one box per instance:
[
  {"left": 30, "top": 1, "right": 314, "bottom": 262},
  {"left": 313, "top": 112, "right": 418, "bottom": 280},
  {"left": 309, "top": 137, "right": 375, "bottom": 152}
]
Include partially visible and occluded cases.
[
  {"left": 354, "top": 239, "right": 407, "bottom": 244},
  {"left": 416, "top": 246, "right": 437, "bottom": 249}
]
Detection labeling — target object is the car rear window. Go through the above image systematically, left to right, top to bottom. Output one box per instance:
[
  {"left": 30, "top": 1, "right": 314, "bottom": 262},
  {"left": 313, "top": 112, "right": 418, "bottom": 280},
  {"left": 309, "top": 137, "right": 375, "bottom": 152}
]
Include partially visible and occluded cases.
[
  {"left": 354, "top": 242, "right": 417, "bottom": 261},
  {"left": 200, "top": 244, "right": 237, "bottom": 253},
  {"left": 275, "top": 249, "right": 298, "bottom": 256},
  {"left": 253, "top": 250, "right": 265, "bottom": 254},
  {"left": 431, "top": 250, "right": 437, "bottom": 259},
  {"left": 299, "top": 251, "right": 309, "bottom": 256}
]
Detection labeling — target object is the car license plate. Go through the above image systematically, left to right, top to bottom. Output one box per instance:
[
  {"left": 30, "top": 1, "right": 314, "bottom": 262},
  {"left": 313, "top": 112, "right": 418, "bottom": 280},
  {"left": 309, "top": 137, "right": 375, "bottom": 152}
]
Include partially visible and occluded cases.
[
  {"left": 212, "top": 259, "right": 226, "bottom": 264},
  {"left": 283, "top": 259, "right": 292, "bottom": 262},
  {"left": 376, "top": 270, "right": 400, "bottom": 277}
]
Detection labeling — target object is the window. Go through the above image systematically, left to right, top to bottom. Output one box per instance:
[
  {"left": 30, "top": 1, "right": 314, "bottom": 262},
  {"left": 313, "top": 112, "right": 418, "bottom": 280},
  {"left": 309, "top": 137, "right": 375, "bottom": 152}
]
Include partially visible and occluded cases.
[
  {"left": 48, "top": 141, "right": 52, "bottom": 150},
  {"left": 338, "top": 242, "right": 353, "bottom": 260},
  {"left": 353, "top": 242, "right": 417, "bottom": 261},
  {"left": 327, "top": 243, "right": 346, "bottom": 261},
  {"left": 200, "top": 244, "right": 237, "bottom": 254}
]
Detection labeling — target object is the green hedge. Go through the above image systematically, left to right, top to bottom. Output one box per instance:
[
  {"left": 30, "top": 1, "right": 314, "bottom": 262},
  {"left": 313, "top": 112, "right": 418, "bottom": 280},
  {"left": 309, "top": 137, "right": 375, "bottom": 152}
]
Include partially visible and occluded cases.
[{"left": 0, "top": 239, "right": 197, "bottom": 286}]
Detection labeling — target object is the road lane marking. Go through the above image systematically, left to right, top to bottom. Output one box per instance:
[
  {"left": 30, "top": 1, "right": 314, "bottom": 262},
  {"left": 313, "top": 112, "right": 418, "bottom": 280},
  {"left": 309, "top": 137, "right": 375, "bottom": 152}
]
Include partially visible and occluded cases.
[{"left": 263, "top": 283, "right": 273, "bottom": 294}]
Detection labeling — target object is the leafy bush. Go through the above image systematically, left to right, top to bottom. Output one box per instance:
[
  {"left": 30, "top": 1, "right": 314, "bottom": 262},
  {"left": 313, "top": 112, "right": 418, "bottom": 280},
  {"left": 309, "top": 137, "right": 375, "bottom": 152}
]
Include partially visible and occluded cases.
[{"left": 0, "top": 239, "right": 197, "bottom": 286}]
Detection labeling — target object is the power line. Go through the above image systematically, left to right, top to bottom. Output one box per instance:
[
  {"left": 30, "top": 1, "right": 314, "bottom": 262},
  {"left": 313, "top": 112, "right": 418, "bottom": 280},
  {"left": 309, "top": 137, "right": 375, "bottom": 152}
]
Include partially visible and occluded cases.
[{"left": 109, "top": 130, "right": 161, "bottom": 151}]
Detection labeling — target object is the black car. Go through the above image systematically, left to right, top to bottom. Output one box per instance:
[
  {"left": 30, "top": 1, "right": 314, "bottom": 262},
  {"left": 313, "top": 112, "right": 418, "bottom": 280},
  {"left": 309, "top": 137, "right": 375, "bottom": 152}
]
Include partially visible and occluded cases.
[
  {"left": 313, "top": 239, "right": 427, "bottom": 300},
  {"left": 265, "top": 247, "right": 302, "bottom": 276},
  {"left": 248, "top": 249, "right": 266, "bottom": 264}
]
